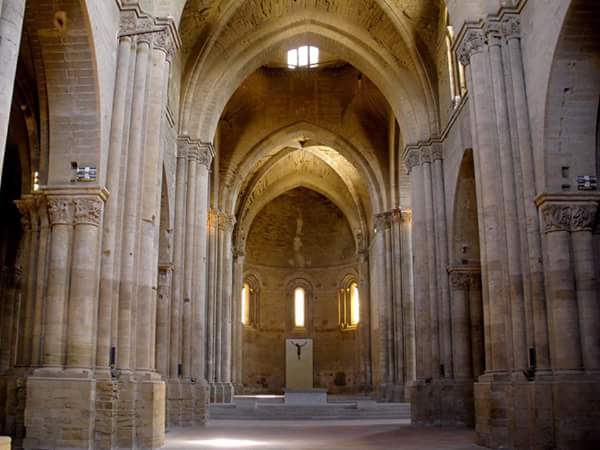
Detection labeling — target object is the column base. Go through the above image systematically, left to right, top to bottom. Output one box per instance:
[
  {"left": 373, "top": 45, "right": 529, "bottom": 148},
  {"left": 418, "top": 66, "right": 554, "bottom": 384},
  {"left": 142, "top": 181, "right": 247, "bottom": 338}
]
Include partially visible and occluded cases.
[
  {"left": 94, "top": 370, "right": 118, "bottom": 450},
  {"left": 474, "top": 371, "right": 600, "bottom": 449},
  {"left": 135, "top": 373, "right": 165, "bottom": 449},
  {"left": 23, "top": 374, "right": 96, "bottom": 450},
  {"left": 409, "top": 378, "right": 474, "bottom": 426},
  {"left": 167, "top": 379, "right": 183, "bottom": 427},
  {"left": 192, "top": 379, "right": 210, "bottom": 426},
  {"left": 210, "top": 382, "right": 234, "bottom": 403},
  {"left": 376, "top": 383, "right": 404, "bottom": 402}
]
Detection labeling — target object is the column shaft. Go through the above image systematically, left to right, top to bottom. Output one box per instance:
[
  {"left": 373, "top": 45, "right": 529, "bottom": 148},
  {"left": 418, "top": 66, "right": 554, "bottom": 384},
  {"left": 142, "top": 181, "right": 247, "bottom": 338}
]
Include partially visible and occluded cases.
[
  {"left": 506, "top": 25, "right": 550, "bottom": 369},
  {"left": 488, "top": 31, "right": 526, "bottom": 370},
  {"left": 97, "top": 36, "right": 132, "bottom": 370},
  {"left": 117, "top": 40, "right": 151, "bottom": 371},
  {"left": 136, "top": 47, "right": 168, "bottom": 372},
  {"left": 171, "top": 148, "right": 187, "bottom": 378},
  {"left": 182, "top": 153, "right": 198, "bottom": 378},
  {"left": 432, "top": 155, "right": 452, "bottom": 377},
  {"left": 422, "top": 157, "right": 440, "bottom": 376},
  {"left": 66, "top": 197, "right": 103, "bottom": 369},
  {"left": 43, "top": 198, "right": 73, "bottom": 368}
]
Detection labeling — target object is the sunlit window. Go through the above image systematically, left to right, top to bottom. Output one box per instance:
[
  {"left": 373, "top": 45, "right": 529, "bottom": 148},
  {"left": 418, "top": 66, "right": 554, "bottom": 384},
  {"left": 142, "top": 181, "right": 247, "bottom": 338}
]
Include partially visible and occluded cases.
[
  {"left": 287, "top": 46, "right": 319, "bottom": 69},
  {"left": 350, "top": 282, "right": 360, "bottom": 325},
  {"left": 241, "top": 283, "right": 250, "bottom": 325},
  {"left": 294, "top": 287, "right": 305, "bottom": 327}
]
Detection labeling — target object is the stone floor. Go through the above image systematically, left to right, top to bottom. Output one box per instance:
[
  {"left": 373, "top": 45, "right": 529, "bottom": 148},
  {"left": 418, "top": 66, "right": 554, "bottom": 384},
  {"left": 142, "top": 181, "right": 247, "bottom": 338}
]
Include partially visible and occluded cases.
[{"left": 163, "top": 420, "right": 485, "bottom": 450}]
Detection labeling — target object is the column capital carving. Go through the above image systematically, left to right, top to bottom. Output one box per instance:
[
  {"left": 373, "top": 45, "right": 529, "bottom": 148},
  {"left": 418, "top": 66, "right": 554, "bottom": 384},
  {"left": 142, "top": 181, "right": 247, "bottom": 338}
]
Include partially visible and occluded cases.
[
  {"left": 119, "top": 10, "right": 181, "bottom": 60},
  {"left": 502, "top": 15, "right": 521, "bottom": 40},
  {"left": 483, "top": 19, "right": 503, "bottom": 46},
  {"left": 457, "top": 28, "right": 487, "bottom": 66},
  {"left": 178, "top": 136, "right": 214, "bottom": 169},
  {"left": 197, "top": 142, "right": 215, "bottom": 169},
  {"left": 431, "top": 144, "right": 443, "bottom": 161},
  {"left": 421, "top": 148, "right": 432, "bottom": 164},
  {"left": 404, "top": 149, "right": 421, "bottom": 174},
  {"left": 537, "top": 194, "right": 600, "bottom": 233},
  {"left": 15, "top": 196, "right": 39, "bottom": 232},
  {"left": 47, "top": 198, "right": 74, "bottom": 226},
  {"left": 73, "top": 198, "right": 104, "bottom": 226},
  {"left": 208, "top": 208, "right": 219, "bottom": 229},
  {"left": 401, "top": 209, "right": 412, "bottom": 223},
  {"left": 374, "top": 211, "right": 392, "bottom": 232},
  {"left": 218, "top": 212, "right": 236, "bottom": 232},
  {"left": 450, "top": 272, "right": 471, "bottom": 291}
]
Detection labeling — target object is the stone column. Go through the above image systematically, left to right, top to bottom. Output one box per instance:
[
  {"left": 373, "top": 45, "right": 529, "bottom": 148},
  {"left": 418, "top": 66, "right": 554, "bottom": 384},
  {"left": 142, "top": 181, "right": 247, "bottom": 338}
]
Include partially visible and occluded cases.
[
  {"left": 0, "top": 0, "right": 25, "bottom": 182},
  {"left": 504, "top": 15, "right": 550, "bottom": 370},
  {"left": 486, "top": 21, "right": 527, "bottom": 371},
  {"left": 136, "top": 29, "right": 172, "bottom": 375},
  {"left": 458, "top": 29, "right": 510, "bottom": 374},
  {"left": 97, "top": 35, "right": 133, "bottom": 375},
  {"left": 117, "top": 37, "right": 151, "bottom": 373},
  {"left": 170, "top": 142, "right": 187, "bottom": 379},
  {"left": 191, "top": 143, "right": 212, "bottom": 425},
  {"left": 182, "top": 146, "right": 198, "bottom": 380},
  {"left": 431, "top": 147, "right": 452, "bottom": 379},
  {"left": 404, "top": 149, "right": 433, "bottom": 424},
  {"left": 421, "top": 149, "right": 441, "bottom": 378},
  {"left": 405, "top": 151, "right": 431, "bottom": 381},
  {"left": 65, "top": 194, "right": 105, "bottom": 372},
  {"left": 14, "top": 196, "right": 38, "bottom": 368},
  {"left": 42, "top": 196, "right": 74, "bottom": 369},
  {"left": 31, "top": 198, "right": 49, "bottom": 367},
  {"left": 538, "top": 201, "right": 581, "bottom": 370},
  {"left": 571, "top": 205, "right": 600, "bottom": 371},
  {"left": 206, "top": 209, "right": 219, "bottom": 392},
  {"left": 390, "top": 209, "right": 405, "bottom": 398},
  {"left": 399, "top": 210, "right": 415, "bottom": 387},
  {"left": 373, "top": 212, "right": 392, "bottom": 398},
  {"left": 220, "top": 214, "right": 235, "bottom": 402},
  {"left": 357, "top": 236, "right": 372, "bottom": 390},
  {"left": 231, "top": 247, "right": 245, "bottom": 390},
  {"left": 156, "top": 264, "right": 173, "bottom": 377},
  {"left": 449, "top": 271, "right": 473, "bottom": 380},
  {"left": 469, "top": 274, "right": 485, "bottom": 378}
]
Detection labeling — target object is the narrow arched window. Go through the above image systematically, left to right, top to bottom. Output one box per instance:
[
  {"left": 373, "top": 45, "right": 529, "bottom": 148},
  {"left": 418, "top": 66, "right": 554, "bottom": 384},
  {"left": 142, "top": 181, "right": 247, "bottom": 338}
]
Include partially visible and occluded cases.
[
  {"left": 350, "top": 282, "right": 360, "bottom": 325},
  {"left": 241, "top": 283, "right": 250, "bottom": 325},
  {"left": 294, "top": 287, "right": 305, "bottom": 328}
]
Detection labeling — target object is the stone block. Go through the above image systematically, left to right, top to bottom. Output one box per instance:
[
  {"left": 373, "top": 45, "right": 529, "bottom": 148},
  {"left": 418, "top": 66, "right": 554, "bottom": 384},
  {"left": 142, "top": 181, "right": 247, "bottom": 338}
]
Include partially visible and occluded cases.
[
  {"left": 23, "top": 376, "right": 96, "bottom": 450},
  {"left": 136, "top": 379, "right": 165, "bottom": 449}
]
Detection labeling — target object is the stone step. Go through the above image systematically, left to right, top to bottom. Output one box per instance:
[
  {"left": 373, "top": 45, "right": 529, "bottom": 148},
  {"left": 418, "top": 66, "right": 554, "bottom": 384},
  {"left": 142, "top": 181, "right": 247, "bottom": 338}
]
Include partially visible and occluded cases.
[{"left": 209, "top": 402, "right": 411, "bottom": 420}]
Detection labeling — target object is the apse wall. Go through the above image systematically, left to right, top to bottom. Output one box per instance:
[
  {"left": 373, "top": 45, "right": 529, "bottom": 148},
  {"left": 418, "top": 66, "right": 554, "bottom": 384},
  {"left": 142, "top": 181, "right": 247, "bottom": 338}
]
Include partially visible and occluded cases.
[{"left": 241, "top": 187, "right": 361, "bottom": 394}]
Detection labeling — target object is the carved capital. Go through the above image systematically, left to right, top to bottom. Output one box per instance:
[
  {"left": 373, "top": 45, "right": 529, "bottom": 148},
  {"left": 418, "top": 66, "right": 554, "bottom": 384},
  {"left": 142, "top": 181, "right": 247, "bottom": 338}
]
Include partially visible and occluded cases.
[
  {"left": 502, "top": 16, "right": 521, "bottom": 41},
  {"left": 484, "top": 20, "right": 503, "bottom": 46},
  {"left": 457, "top": 29, "right": 486, "bottom": 66},
  {"left": 197, "top": 142, "right": 214, "bottom": 169},
  {"left": 431, "top": 145, "right": 443, "bottom": 161},
  {"left": 421, "top": 148, "right": 432, "bottom": 164},
  {"left": 405, "top": 150, "right": 421, "bottom": 174},
  {"left": 15, "top": 197, "right": 38, "bottom": 232},
  {"left": 47, "top": 198, "right": 74, "bottom": 226},
  {"left": 73, "top": 198, "right": 103, "bottom": 226},
  {"left": 540, "top": 204, "right": 572, "bottom": 233},
  {"left": 571, "top": 205, "right": 597, "bottom": 232},
  {"left": 401, "top": 209, "right": 412, "bottom": 223},
  {"left": 218, "top": 212, "right": 236, "bottom": 232},
  {"left": 374, "top": 212, "right": 392, "bottom": 232},
  {"left": 450, "top": 272, "right": 471, "bottom": 291}
]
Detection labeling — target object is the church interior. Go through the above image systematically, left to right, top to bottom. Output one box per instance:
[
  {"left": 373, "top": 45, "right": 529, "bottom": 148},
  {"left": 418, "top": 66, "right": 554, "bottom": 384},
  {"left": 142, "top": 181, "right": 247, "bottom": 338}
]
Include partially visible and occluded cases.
[{"left": 0, "top": 0, "right": 599, "bottom": 449}]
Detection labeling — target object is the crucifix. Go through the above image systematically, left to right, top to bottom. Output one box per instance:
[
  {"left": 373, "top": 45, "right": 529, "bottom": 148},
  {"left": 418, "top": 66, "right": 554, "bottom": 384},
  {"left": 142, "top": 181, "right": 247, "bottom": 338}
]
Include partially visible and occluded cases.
[{"left": 290, "top": 341, "right": 308, "bottom": 360}]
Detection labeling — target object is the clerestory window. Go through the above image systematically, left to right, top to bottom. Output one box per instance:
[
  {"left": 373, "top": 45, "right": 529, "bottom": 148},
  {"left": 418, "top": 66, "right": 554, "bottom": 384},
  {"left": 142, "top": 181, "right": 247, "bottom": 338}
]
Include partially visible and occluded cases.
[{"left": 287, "top": 46, "right": 319, "bottom": 69}]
